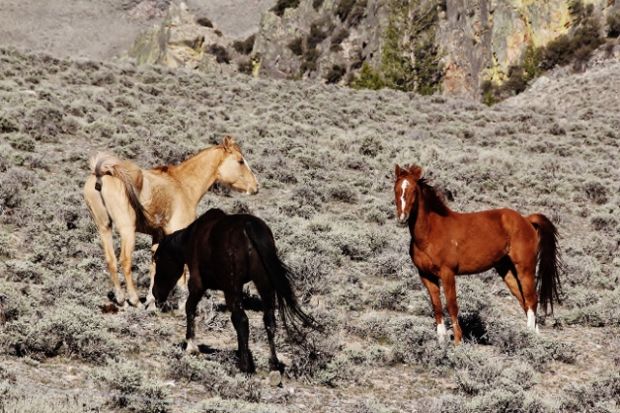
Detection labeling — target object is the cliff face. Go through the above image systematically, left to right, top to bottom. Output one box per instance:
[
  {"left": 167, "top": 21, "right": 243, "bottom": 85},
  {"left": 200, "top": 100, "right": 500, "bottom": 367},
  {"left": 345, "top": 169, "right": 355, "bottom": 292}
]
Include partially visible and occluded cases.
[
  {"left": 129, "top": 0, "right": 618, "bottom": 98},
  {"left": 252, "top": 0, "right": 390, "bottom": 81},
  {"left": 438, "top": 0, "right": 588, "bottom": 97},
  {"left": 129, "top": 2, "right": 238, "bottom": 73}
]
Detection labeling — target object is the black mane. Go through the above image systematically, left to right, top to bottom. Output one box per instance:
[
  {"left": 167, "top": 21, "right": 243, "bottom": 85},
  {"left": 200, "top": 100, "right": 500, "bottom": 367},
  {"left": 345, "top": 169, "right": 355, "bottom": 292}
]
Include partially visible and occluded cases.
[{"left": 417, "top": 177, "right": 450, "bottom": 216}]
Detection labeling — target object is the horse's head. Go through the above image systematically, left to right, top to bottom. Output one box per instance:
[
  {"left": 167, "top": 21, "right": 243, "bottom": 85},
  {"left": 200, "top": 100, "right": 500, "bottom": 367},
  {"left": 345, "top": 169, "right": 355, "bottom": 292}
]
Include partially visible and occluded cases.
[
  {"left": 216, "top": 136, "right": 259, "bottom": 195},
  {"left": 394, "top": 164, "right": 422, "bottom": 226},
  {"left": 152, "top": 240, "right": 185, "bottom": 309}
]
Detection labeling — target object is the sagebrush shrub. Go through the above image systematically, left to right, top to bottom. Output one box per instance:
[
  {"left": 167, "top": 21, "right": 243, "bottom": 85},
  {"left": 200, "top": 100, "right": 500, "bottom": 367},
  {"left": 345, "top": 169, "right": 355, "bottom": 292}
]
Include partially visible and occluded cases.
[
  {"left": 608, "top": 10, "right": 620, "bottom": 37},
  {"left": 232, "top": 34, "right": 255, "bottom": 55},
  {"left": 288, "top": 37, "right": 304, "bottom": 56},
  {"left": 207, "top": 44, "right": 231, "bottom": 64},
  {"left": 326, "top": 64, "right": 346, "bottom": 84},
  {"left": 583, "top": 181, "right": 608, "bottom": 204},
  {"left": 4, "top": 304, "right": 118, "bottom": 363},
  {"left": 389, "top": 317, "right": 451, "bottom": 367},
  {"left": 486, "top": 319, "right": 576, "bottom": 370},
  {"left": 287, "top": 332, "right": 340, "bottom": 382},
  {"left": 169, "top": 350, "right": 261, "bottom": 401},
  {"left": 100, "top": 360, "right": 171, "bottom": 412},
  {"left": 191, "top": 399, "right": 287, "bottom": 413}
]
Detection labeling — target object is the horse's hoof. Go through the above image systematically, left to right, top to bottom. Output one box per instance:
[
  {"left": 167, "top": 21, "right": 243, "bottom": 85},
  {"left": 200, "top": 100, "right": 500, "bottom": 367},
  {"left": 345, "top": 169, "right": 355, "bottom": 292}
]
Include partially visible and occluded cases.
[
  {"left": 113, "top": 290, "right": 126, "bottom": 306},
  {"left": 144, "top": 295, "right": 156, "bottom": 309},
  {"left": 144, "top": 300, "right": 157, "bottom": 312},
  {"left": 185, "top": 339, "right": 199, "bottom": 354},
  {"left": 238, "top": 358, "right": 256, "bottom": 374},
  {"left": 268, "top": 370, "right": 282, "bottom": 387}
]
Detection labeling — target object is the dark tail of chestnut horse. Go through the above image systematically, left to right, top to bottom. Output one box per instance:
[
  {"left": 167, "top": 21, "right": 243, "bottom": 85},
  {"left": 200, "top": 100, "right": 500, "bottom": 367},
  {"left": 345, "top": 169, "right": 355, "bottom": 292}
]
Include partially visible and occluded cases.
[
  {"left": 528, "top": 214, "right": 563, "bottom": 315},
  {"left": 244, "top": 220, "right": 321, "bottom": 334}
]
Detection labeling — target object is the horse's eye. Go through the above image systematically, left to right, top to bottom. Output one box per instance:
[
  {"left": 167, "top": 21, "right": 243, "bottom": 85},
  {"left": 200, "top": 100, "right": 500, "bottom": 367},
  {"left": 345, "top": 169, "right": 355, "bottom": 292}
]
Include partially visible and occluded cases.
[{"left": 238, "top": 159, "right": 245, "bottom": 165}]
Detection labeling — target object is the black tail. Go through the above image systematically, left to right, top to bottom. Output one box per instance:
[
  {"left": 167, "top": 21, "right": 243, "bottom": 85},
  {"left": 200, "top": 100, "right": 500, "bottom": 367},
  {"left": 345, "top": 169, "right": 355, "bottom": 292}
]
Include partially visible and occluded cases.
[
  {"left": 528, "top": 214, "right": 564, "bottom": 315},
  {"left": 244, "top": 219, "right": 321, "bottom": 334}
]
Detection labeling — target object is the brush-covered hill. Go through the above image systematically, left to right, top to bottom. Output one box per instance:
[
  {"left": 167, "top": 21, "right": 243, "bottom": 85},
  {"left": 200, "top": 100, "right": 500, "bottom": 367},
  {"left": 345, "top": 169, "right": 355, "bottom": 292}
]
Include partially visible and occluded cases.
[{"left": 0, "top": 47, "right": 619, "bottom": 412}]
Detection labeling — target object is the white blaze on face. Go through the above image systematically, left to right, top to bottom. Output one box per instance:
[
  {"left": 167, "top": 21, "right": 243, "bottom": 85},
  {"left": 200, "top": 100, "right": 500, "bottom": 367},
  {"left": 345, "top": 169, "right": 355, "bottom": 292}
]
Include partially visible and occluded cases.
[
  {"left": 400, "top": 179, "right": 409, "bottom": 219},
  {"left": 527, "top": 308, "right": 536, "bottom": 330}
]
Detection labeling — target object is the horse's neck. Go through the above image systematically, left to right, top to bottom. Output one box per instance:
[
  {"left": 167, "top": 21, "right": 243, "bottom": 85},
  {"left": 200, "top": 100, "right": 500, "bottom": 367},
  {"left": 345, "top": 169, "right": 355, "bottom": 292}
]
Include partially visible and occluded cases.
[
  {"left": 173, "top": 147, "right": 223, "bottom": 207},
  {"left": 408, "top": 195, "right": 435, "bottom": 247},
  {"left": 167, "top": 226, "right": 192, "bottom": 264}
]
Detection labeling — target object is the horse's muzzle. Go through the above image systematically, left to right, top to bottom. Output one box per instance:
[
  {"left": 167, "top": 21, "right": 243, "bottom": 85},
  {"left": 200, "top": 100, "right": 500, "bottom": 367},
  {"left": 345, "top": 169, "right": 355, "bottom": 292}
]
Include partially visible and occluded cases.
[{"left": 397, "top": 214, "right": 409, "bottom": 226}]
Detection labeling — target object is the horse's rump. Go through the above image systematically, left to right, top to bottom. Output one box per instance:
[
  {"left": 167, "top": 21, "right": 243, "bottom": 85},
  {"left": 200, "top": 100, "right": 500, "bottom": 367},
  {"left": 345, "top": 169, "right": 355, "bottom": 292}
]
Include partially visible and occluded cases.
[{"left": 89, "top": 152, "right": 154, "bottom": 233}]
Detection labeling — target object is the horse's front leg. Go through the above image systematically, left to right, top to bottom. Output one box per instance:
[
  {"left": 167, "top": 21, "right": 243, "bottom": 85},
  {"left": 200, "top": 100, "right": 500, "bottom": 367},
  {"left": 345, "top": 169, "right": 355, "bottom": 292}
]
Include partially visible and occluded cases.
[
  {"left": 144, "top": 244, "right": 159, "bottom": 311},
  {"left": 174, "top": 266, "right": 191, "bottom": 316},
  {"left": 440, "top": 268, "right": 462, "bottom": 344},
  {"left": 419, "top": 272, "right": 446, "bottom": 343},
  {"left": 185, "top": 281, "right": 204, "bottom": 354}
]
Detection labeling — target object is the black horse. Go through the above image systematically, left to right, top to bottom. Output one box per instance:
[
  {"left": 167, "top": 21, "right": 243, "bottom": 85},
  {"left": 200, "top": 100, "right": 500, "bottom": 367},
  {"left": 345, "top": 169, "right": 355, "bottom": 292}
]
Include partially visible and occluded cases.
[{"left": 152, "top": 208, "right": 319, "bottom": 373}]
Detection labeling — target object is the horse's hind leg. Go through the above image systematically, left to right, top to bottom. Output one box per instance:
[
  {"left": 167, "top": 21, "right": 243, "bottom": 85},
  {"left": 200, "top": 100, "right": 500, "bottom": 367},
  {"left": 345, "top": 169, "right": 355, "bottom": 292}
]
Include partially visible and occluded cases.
[
  {"left": 84, "top": 180, "right": 124, "bottom": 305},
  {"left": 100, "top": 226, "right": 125, "bottom": 305},
  {"left": 118, "top": 227, "right": 140, "bottom": 307},
  {"left": 508, "top": 248, "right": 539, "bottom": 332},
  {"left": 496, "top": 257, "right": 526, "bottom": 312},
  {"left": 515, "top": 262, "right": 538, "bottom": 332},
  {"left": 419, "top": 272, "right": 447, "bottom": 343},
  {"left": 255, "top": 281, "right": 282, "bottom": 371},
  {"left": 225, "top": 290, "right": 255, "bottom": 373},
  {"left": 263, "top": 305, "right": 282, "bottom": 372}
]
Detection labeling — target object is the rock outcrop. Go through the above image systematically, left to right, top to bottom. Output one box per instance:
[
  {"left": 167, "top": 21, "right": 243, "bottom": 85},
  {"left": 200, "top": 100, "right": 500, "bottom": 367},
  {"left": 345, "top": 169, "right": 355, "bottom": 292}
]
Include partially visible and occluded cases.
[
  {"left": 129, "top": 0, "right": 620, "bottom": 99},
  {"left": 436, "top": 0, "right": 609, "bottom": 97},
  {"left": 129, "top": 2, "right": 239, "bottom": 73}
]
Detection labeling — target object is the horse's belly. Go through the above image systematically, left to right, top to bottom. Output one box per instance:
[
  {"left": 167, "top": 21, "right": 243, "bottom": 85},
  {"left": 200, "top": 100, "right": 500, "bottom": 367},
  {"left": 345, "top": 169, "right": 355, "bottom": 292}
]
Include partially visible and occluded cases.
[{"left": 456, "top": 246, "right": 505, "bottom": 274}]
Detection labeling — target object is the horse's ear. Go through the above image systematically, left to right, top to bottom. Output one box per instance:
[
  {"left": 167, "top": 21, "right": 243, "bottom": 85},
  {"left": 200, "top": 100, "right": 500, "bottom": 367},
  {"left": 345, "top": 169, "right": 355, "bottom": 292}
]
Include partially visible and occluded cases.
[
  {"left": 222, "top": 135, "right": 236, "bottom": 152},
  {"left": 395, "top": 164, "right": 405, "bottom": 177},
  {"left": 409, "top": 165, "right": 423, "bottom": 181}
]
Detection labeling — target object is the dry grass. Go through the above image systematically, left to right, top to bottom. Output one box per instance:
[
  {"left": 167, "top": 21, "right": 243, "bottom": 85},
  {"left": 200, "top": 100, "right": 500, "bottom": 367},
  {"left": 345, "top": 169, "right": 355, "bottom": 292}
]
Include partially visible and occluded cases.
[{"left": 0, "top": 47, "right": 619, "bottom": 412}]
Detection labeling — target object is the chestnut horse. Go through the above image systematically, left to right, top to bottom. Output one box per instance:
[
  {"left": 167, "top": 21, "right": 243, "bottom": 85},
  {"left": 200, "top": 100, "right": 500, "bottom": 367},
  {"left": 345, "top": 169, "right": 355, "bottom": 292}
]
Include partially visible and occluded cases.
[
  {"left": 83, "top": 136, "right": 258, "bottom": 308},
  {"left": 394, "top": 164, "right": 562, "bottom": 344},
  {"left": 152, "top": 208, "right": 319, "bottom": 373}
]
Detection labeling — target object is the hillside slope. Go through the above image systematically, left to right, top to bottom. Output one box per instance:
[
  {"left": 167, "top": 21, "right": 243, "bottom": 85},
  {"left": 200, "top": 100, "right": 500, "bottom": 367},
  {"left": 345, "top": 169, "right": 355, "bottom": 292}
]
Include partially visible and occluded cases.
[{"left": 0, "top": 48, "right": 619, "bottom": 412}]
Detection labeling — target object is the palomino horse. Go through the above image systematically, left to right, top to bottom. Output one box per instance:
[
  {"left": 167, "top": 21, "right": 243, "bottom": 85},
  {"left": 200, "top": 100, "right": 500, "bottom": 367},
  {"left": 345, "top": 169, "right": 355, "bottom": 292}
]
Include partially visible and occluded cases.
[
  {"left": 83, "top": 136, "right": 259, "bottom": 307},
  {"left": 394, "top": 164, "right": 562, "bottom": 344},
  {"left": 152, "top": 208, "right": 320, "bottom": 373}
]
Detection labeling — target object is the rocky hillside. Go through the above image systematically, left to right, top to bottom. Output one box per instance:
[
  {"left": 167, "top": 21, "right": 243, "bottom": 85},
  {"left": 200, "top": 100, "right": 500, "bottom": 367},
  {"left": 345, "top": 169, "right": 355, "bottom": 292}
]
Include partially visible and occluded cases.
[
  {"left": 130, "top": 0, "right": 620, "bottom": 99},
  {"left": 0, "top": 47, "right": 619, "bottom": 412}
]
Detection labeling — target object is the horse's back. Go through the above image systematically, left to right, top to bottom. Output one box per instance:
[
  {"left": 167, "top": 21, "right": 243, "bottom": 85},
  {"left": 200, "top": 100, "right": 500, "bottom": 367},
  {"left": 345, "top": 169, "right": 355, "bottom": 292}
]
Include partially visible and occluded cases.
[
  {"left": 192, "top": 211, "right": 273, "bottom": 288},
  {"left": 211, "top": 214, "right": 273, "bottom": 249}
]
